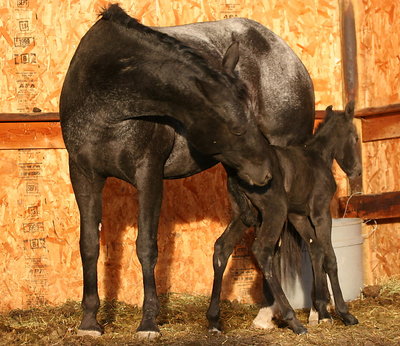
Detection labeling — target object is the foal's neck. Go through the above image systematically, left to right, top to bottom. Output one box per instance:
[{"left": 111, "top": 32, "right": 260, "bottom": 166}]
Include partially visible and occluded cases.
[{"left": 304, "top": 119, "right": 339, "bottom": 167}]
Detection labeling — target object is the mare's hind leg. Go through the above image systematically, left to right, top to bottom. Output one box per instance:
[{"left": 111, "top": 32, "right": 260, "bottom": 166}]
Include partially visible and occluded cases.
[
  {"left": 69, "top": 160, "right": 106, "bottom": 337},
  {"left": 135, "top": 167, "right": 164, "bottom": 338},
  {"left": 252, "top": 203, "right": 307, "bottom": 335},
  {"left": 288, "top": 214, "right": 332, "bottom": 324},
  {"left": 312, "top": 215, "right": 358, "bottom": 326},
  {"left": 206, "top": 217, "right": 248, "bottom": 332}
]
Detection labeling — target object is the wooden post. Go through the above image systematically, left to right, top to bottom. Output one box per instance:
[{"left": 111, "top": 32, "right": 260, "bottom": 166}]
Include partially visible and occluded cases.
[{"left": 340, "top": 0, "right": 363, "bottom": 195}]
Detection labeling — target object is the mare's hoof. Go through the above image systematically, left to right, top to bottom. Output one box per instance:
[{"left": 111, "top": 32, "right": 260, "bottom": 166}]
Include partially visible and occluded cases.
[
  {"left": 252, "top": 307, "right": 276, "bottom": 329},
  {"left": 308, "top": 308, "right": 319, "bottom": 326},
  {"left": 342, "top": 313, "right": 359, "bottom": 326},
  {"left": 77, "top": 320, "right": 103, "bottom": 337},
  {"left": 77, "top": 329, "right": 102, "bottom": 337},
  {"left": 136, "top": 331, "right": 161, "bottom": 340}
]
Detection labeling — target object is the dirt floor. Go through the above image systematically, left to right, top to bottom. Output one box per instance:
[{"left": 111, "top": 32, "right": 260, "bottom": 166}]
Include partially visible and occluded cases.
[{"left": 1, "top": 279, "right": 400, "bottom": 345}]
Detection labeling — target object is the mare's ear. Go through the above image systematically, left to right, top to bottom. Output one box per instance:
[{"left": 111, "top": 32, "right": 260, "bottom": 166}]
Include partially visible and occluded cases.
[
  {"left": 222, "top": 41, "right": 240, "bottom": 74},
  {"left": 345, "top": 100, "right": 355, "bottom": 119}
]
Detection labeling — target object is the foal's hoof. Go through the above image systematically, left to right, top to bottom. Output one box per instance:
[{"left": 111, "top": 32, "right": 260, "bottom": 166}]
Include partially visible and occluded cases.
[
  {"left": 341, "top": 313, "right": 359, "bottom": 326},
  {"left": 320, "top": 317, "right": 333, "bottom": 324},
  {"left": 289, "top": 321, "right": 308, "bottom": 335},
  {"left": 292, "top": 325, "right": 308, "bottom": 335},
  {"left": 208, "top": 327, "right": 222, "bottom": 334},
  {"left": 77, "top": 329, "right": 102, "bottom": 337},
  {"left": 136, "top": 331, "right": 161, "bottom": 340}
]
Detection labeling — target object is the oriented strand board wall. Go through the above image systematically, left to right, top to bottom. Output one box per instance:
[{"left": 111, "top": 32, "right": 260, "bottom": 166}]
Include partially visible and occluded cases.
[
  {"left": 0, "top": 0, "right": 343, "bottom": 113},
  {"left": 355, "top": 0, "right": 400, "bottom": 284},
  {"left": 355, "top": 0, "right": 400, "bottom": 107},
  {"left": 0, "top": 148, "right": 265, "bottom": 311}
]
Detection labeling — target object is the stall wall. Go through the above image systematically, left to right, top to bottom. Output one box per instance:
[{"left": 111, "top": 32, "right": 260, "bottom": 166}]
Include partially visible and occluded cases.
[
  {"left": 0, "top": 0, "right": 398, "bottom": 311},
  {"left": 0, "top": 0, "right": 343, "bottom": 113},
  {"left": 0, "top": 0, "right": 345, "bottom": 311},
  {"left": 355, "top": 0, "right": 400, "bottom": 283}
]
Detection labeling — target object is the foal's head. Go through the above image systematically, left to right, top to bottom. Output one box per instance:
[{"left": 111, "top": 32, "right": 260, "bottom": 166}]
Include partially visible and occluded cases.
[{"left": 325, "top": 101, "right": 362, "bottom": 178}]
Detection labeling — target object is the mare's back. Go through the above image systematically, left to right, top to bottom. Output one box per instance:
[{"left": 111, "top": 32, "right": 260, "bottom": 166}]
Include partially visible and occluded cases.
[{"left": 157, "top": 18, "right": 315, "bottom": 146}]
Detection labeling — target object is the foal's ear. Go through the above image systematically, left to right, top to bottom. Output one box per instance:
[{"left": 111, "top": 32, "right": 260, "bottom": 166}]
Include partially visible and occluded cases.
[
  {"left": 222, "top": 41, "right": 240, "bottom": 74},
  {"left": 345, "top": 100, "right": 355, "bottom": 119},
  {"left": 325, "top": 105, "right": 334, "bottom": 116}
]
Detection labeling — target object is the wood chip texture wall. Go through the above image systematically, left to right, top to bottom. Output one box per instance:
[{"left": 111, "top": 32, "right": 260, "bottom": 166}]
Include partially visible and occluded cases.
[{"left": 0, "top": 0, "right": 398, "bottom": 311}]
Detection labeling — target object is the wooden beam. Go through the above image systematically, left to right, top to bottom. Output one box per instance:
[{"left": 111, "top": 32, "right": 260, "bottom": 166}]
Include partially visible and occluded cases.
[
  {"left": 340, "top": 0, "right": 358, "bottom": 104},
  {"left": 0, "top": 100, "right": 398, "bottom": 149},
  {"left": 0, "top": 103, "right": 399, "bottom": 122},
  {"left": 355, "top": 103, "right": 400, "bottom": 118},
  {"left": 0, "top": 112, "right": 60, "bottom": 122},
  {"left": 362, "top": 112, "right": 400, "bottom": 142},
  {"left": 0, "top": 122, "right": 65, "bottom": 149},
  {"left": 339, "top": 191, "right": 400, "bottom": 220}
]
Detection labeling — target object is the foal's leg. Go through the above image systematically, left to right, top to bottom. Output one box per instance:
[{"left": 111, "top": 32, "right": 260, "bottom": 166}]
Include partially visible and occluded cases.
[
  {"left": 69, "top": 161, "right": 106, "bottom": 337},
  {"left": 135, "top": 168, "right": 164, "bottom": 338},
  {"left": 252, "top": 205, "right": 307, "bottom": 335},
  {"left": 287, "top": 214, "right": 332, "bottom": 324},
  {"left": 313, "top": 216, "right": 358, "bottom": 326},
  {"left": 206, "top": 217, "right": 248, "bottom": 332},
  {"left": 252, "top": 249, "right": 281, "bottom": 329}
]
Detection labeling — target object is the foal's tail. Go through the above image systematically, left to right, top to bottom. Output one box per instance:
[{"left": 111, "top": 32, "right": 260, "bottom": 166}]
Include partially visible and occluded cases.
[{"left": 278, "top": 222, "right": 303, "bottom": 282}]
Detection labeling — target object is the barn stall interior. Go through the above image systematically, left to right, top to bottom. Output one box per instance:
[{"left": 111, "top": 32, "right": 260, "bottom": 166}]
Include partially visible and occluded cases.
[{"left": 0, "top": 0, "right": 399, "bottom": 331}]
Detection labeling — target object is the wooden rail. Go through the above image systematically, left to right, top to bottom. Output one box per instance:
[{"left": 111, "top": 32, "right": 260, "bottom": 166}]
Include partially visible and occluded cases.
[
  {"left": 0, "top": 103, "right": 399, "bottom": 148},
  {"left": 0, "top": 105, "right": 399, "bottom": 219},
  {"left": 339, "top": 191, "right": 400, "bottom": 220}
]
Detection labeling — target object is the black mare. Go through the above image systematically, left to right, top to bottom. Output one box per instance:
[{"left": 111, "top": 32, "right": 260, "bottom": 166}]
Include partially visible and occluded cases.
[
  {"left": 59, "top": 4, "right": 314, "bottom": 338},
  {"left": 207, "top": 102, "right": 361, "bottom": 334}
]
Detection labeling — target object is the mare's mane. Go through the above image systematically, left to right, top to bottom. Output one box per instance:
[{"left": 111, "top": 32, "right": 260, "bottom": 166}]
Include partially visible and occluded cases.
[{"left": 100, "top": 4, "right": 249, "bottom": 103}]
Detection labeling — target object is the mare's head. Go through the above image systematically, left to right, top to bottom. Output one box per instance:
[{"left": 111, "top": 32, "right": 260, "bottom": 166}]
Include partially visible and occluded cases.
[
  {"left": 97, "top": 5, "right": 272, "bottom": 186},
  {"left": 188, "top": 42, "right": 272, "bottom": 186},
  {"left": 325, "top": 101, "right": 362, "bottom": 179}
]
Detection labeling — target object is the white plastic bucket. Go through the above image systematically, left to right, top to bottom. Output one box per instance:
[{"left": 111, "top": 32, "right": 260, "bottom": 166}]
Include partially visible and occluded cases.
[{"left": 282, "top": 218, "right": 364, "bottom": 309}]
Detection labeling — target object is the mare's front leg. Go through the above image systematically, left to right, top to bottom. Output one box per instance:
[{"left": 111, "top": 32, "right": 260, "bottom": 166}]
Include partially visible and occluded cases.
[
  {"left": 69, "top": 160, "right": 106, "bottom": 337},
  {"left": 135, "top": 167, "right": 164, "bottom": 338},
  {"left": 207, "top": 174, "right": 251, "bottom": 332},
  {"left": 252, "top": 200, "right": 307, "bottom": 335},
  {"left": 206, "top": 217, "right": 248, "bottom": 332},
  {"left": 252, "top": 258, "right": 280, "bottom": 329}
]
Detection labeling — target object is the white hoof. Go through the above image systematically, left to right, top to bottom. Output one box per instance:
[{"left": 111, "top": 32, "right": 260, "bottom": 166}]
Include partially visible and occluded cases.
[
  {"left": 252, "top": 307, "right": 275, "bottom": 330},
  {"left": 308, "top": 308, "right": 319, "bottom": 326},
  {"left": 320, "top": 318, "right": 333, "bottom": 324},
  {"left": 209, "top": 327, "right": 222, "bottom": 334},
  {"left": 77, "top": 329, "right": 102, "bottom": 337},
  {"left": 136, "top": 331, "right": 161, "bottom": 340}
]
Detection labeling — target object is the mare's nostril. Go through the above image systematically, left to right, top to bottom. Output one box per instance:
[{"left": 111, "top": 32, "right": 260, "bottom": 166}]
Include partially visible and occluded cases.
[{"left": 258, "top": 172, "right": 272, "bottom": 186}]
